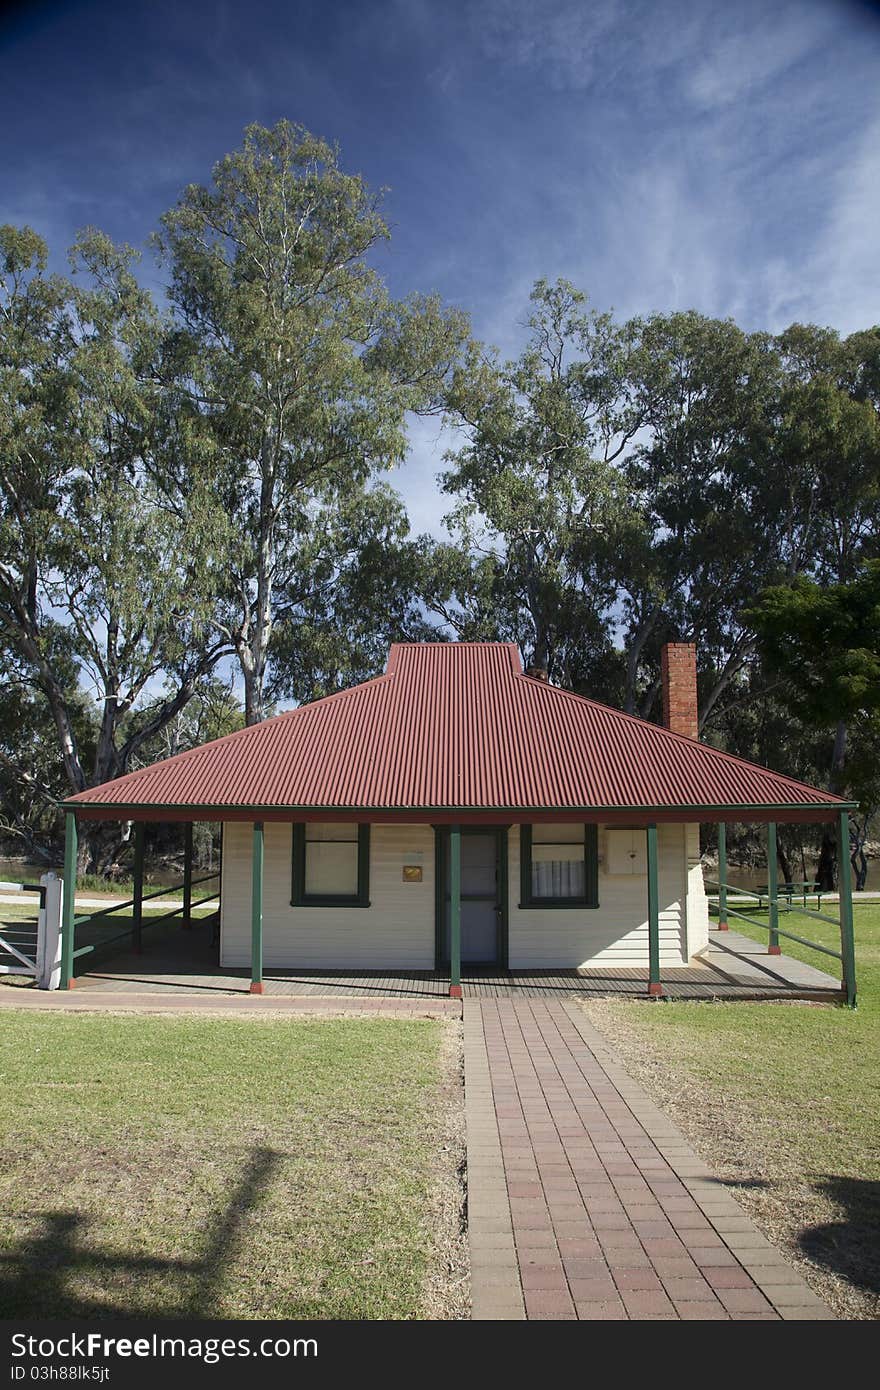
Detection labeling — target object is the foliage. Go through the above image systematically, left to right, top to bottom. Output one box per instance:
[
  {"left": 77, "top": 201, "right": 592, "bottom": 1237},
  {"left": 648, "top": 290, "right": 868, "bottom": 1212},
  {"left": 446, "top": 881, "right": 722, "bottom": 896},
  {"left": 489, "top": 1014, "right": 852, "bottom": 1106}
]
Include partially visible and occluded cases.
[
  {"left": 155, "top": 121, "right": 471, "bottom": 723},
  {"left": 0, "top": 225, "right": 227, "bottom": 865}
]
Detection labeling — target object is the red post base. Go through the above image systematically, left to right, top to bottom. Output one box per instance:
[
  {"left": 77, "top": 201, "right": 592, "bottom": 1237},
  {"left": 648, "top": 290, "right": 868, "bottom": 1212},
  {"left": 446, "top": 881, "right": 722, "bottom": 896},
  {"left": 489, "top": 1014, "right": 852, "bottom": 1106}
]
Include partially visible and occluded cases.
[
  {"left": 717, "top": 921, "right": 729, "bottom": 931},
  {"left": 768, "top": 945, "right": 782, "bottom": 956},
  {"left": 66, "top": 978, "right": 76, "bottom": 990},
  {"left": 250, "top": 981, "right": 265, "bottom": 994},
  {"left": 647, "top": 982, "right": 663, "bottom": 997},
  {"left": 449, "top": 984, "right": 462, "bottom": 999}
]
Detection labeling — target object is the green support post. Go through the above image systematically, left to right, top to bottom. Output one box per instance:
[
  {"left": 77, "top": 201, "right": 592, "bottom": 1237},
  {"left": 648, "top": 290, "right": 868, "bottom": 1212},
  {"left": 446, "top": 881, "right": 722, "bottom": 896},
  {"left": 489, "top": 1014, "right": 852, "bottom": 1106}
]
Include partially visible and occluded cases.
[
  {"left": 837, "top": 811, "right": 857, "bottom": 1007},
  {"left": 60, "top": 812, "right": 77, "bottom": 990},
  {"left": 250, "top": 821, "right": 264, "bottom": 994},
  {"left": 132, "top": 822, "right": 145, "bottom": 954},
  {"left": 182, "top": 822, "right": 193, "bottom": 929},
  {"left": 717, "top": 822, "right": 728, "bottom": 930},
  {"left": 767, "top": 822, "right": 780, "bottom": 954},
  {"left": 646, "top": 823, "right": 662, "bottom": 997},
  {"left": 449, "top": 825, "right": 462, "bottom": 999}
]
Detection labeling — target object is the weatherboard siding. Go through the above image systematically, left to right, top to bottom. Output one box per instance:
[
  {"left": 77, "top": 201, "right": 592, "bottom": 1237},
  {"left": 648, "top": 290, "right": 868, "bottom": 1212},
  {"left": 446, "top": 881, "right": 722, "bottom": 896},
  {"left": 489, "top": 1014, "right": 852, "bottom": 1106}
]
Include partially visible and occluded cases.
[
  {"left": 220, "top": 818, "right": 708, "bottom": 970},
  {"left": 220, "top": 821, "right": 436, "bottom": 969},
  {"left": 684, "top": 822, "right": 710, "bottom": 960},
  {"left": 507, "top": 823, "right": 692, "bottom": 969}
]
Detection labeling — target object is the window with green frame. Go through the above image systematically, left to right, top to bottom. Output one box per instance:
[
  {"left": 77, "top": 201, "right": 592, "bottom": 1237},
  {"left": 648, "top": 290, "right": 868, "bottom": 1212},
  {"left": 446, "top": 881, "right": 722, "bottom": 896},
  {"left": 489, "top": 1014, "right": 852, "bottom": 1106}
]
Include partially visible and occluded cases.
[
  {"left": 291, "top": 823, "right": 370, "bottom": 907},
  {"left": 520, "top": 824, "right": 599, "bottom": 908}
]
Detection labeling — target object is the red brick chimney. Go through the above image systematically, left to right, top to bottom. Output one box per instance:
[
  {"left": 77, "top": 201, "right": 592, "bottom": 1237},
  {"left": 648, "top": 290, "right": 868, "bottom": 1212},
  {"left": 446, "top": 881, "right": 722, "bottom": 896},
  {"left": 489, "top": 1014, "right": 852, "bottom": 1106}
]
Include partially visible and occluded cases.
[{"left": 660, "top": 643, "right": 698, "bottom": 739}]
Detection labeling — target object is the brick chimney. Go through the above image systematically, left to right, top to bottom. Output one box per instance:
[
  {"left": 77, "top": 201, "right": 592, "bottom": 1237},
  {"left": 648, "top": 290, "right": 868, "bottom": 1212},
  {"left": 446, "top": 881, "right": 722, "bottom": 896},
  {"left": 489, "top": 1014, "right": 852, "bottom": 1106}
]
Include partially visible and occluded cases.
[{"left": 660, "top": 643, "right": 698, "bottom": 739}]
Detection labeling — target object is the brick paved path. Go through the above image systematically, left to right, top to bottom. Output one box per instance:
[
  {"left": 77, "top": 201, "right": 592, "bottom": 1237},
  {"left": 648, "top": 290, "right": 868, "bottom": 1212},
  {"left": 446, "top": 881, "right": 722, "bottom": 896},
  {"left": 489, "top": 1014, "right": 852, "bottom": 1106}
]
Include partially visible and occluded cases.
[{"left": 465, "top": 999, "right": 833, "bottom": 1321}]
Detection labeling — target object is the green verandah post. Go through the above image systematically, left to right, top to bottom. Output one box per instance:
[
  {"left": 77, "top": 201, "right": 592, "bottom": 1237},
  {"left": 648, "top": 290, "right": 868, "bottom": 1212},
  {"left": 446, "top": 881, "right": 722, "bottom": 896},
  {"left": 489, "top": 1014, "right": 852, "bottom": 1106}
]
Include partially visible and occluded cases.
[
  {"left": 837, "top": 810, "right": 857, "bottom": 1007},
  {"left": 60, "top": 812, "right": 77, "bottom": 990},
  {"left": 250, "top": 821, "right": 264, "bottom": 994},
  {"left": 132, "top": 822, "right": 145, "bottom": 954},
  {"left": 182, "top": 822, "right": 193, "bottom": 929},
  {"left": 717, "top": 822, "right": 728, "bottom": 930},
  {"left": 767, "top": 822, "right": 780, "bottom": 954},
  {"left": 646, "top": 823, "right": 662, "bottom": 997},
  {"left": 449, "top": 825, "right": 462, "bottom": 999}
]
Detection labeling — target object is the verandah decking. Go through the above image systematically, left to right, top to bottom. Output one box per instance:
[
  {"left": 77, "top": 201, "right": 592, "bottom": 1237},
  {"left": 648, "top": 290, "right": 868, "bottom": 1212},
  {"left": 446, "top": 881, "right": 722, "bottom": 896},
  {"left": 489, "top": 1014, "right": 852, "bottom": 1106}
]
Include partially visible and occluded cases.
[{"left": 63, "top": 919, "right": 843, "bottom": 1003}]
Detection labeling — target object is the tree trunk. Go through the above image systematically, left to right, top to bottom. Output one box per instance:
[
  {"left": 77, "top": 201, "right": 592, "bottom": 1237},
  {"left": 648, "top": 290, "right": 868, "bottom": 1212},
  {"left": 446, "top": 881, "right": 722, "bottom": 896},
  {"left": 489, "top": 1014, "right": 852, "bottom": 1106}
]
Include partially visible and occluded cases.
[
  {"left": 624, "top": 607, "right": 660, "bottom": 715},
  {"left": 697, "top": 641, "right": 753, "bottom": 735},
  {"left": 777, "top": 844, "right": 793, "bottom": 887}
]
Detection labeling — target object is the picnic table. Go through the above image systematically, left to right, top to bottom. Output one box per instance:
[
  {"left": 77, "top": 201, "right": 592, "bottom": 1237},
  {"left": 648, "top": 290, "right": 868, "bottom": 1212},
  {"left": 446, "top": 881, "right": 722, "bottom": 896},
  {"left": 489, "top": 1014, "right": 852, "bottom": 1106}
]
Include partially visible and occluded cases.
[{"left": 751, "top": 880, "right": 824, "bottom": 910}]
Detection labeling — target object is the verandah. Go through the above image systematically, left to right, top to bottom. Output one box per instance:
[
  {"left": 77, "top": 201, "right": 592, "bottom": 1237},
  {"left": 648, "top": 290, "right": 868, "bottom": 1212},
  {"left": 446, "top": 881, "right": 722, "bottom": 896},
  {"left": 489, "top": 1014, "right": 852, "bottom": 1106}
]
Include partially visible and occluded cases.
[{"left": 57, "top": 810, "right": 858, "bottom": 1005}]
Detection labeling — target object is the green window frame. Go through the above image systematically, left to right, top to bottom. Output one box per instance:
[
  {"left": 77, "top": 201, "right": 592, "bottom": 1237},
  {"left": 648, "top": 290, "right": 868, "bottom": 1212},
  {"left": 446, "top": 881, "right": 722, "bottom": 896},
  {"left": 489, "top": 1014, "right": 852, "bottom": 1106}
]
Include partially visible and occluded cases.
[
  {"left": 291, "top": 823, "right": 371, "bottom": 907},
  {"left": 519, "top": 824, "right": 599, "bottom": 908}
]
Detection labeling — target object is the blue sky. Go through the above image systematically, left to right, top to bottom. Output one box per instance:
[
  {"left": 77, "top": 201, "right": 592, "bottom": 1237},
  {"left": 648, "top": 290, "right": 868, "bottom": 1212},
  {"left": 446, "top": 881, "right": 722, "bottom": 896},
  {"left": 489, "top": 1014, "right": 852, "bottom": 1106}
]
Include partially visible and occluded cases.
[{"left": 3, "top": 0, "right": 879, "bottom": 537}]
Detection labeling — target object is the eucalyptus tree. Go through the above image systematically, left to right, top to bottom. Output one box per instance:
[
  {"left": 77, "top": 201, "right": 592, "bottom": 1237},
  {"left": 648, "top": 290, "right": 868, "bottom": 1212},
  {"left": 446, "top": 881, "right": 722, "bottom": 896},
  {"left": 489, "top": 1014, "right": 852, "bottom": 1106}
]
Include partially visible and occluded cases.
[
  {"left": 155, "top": 121, "right": 471, "bottom": 724},
  {"left": 0, "top": 225, "right": 226, "bottom": 868},
  {"left": 439, "top": 278, "right": 640, "bottom": 693},
  {"left": 616, "top": 310, "right": 790, "bottom": 726},
  {"left": 762, "top": 325, "right": 880, "bottom": 881},
  {"left": 267, "top": 482, "right": 440, "bottom": 703}
]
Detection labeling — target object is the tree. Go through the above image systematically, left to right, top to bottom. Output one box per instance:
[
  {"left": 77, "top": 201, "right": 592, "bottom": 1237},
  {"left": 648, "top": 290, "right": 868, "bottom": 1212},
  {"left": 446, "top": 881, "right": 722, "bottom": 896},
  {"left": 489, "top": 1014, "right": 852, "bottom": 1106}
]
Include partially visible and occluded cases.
[
  {"left": 155, "top": 121, "right": 471, "bottom": 724},
  {"left": 0, "top": 226, "right": 226, "bottom": 868},
  {"left": 439, "top": 279, "right": 639, "bottom": 694},
  {"left": 617, "top": 310, "right": 791, "bottom": 726},
  {"left": 765, "top": 325, "right": 880, "bottom": 883},
  {"left": 267, "top": 482, "right": 439, "bottom": 703},
  {"left": 749, "top": 563, "right": 880, "bottom": 885},
  {"left": 749, "top": 564, "right": 880, "bottom": 727}
]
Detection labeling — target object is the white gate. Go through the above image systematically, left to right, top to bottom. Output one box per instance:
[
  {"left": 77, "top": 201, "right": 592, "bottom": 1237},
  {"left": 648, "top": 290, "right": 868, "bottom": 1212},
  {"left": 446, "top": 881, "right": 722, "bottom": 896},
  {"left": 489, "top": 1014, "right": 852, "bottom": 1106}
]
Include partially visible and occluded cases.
[{"left": 0, "top": 873, "right": 62, "bottom": 989}]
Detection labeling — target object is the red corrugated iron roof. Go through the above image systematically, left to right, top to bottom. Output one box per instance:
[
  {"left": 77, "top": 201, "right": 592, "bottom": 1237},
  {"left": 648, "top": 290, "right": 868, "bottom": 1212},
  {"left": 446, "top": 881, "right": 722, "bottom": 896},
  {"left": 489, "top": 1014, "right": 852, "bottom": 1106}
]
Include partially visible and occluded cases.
[{"left": 66, "top": 642, "right": 850, "bottom": 821}]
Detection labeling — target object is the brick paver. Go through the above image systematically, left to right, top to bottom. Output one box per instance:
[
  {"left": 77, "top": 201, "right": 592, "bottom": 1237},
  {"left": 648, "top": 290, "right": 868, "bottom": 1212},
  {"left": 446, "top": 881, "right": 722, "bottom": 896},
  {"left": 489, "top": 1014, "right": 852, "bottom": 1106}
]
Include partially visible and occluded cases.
[{"left": 465, "top": 999, "right": 833, "bottom": 1321}]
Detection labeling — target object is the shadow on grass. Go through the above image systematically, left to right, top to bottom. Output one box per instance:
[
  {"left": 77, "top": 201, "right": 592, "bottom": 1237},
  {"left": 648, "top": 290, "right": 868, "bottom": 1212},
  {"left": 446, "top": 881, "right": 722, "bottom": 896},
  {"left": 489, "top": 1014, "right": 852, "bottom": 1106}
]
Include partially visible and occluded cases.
[
  {"left": 0, "top": 1146, "right": 281, "bottom": 1318},
  {"left": 799, "top": 1176, "right": 880, "bottom": 1295}
]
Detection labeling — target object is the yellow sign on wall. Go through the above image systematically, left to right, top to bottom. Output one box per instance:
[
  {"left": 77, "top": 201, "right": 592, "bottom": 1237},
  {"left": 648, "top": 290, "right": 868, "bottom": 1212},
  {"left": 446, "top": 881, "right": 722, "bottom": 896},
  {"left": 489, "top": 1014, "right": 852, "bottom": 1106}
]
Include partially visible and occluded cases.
[{"left": 402, "top": 865, "right": 423, "bottom": 882}]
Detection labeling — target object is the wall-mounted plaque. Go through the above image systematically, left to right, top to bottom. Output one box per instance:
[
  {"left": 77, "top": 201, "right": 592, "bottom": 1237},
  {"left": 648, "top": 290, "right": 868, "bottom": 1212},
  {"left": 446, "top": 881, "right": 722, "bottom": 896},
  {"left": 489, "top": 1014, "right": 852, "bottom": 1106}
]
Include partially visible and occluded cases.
[{"left": 402, "top": 865, "right": 423, "bottom": 882}]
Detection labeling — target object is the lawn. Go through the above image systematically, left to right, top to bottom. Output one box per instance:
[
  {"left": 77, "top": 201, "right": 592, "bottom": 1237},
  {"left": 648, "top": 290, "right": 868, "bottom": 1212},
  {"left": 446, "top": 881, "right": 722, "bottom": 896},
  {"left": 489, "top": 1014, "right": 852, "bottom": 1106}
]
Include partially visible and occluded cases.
[
  {"left": 581, "top": 901, "right": 880, "bottom": 1319},
  {"left": 0, "top": 1010, "right": 466, "bottom": 1319}
]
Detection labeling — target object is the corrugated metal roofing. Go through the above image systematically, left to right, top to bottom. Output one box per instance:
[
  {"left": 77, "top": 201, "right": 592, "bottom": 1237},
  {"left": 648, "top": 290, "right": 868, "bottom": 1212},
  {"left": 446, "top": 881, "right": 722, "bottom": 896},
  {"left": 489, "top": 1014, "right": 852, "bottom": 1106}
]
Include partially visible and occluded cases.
[{"left": 66, "top": 642, "right": 848, "bottom": 819}]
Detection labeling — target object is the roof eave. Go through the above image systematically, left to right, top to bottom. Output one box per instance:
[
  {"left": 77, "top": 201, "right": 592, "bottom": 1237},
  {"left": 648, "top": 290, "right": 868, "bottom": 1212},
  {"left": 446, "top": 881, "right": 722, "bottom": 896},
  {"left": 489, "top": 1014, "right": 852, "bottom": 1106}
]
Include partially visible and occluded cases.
[{"left": 61, "top": 799, "right": 858, "bottom": 824}]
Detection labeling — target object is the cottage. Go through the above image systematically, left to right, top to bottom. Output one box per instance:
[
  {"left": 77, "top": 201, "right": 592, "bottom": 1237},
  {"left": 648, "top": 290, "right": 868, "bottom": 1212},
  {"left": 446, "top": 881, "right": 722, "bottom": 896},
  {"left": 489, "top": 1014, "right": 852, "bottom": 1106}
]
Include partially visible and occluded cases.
[{"left": 61, "top": 641, "right": 855, "bottom": 997}]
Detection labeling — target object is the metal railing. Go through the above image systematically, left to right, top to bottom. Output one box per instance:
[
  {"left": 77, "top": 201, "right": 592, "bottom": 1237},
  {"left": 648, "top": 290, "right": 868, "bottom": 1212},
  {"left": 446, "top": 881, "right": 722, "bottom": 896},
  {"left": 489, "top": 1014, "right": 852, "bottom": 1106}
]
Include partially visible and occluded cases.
[
  {"left": 70, "top": 872, "right": 220, "bottom": 965},
  {"left": 705, "top": 878, "right": 847, "bottom": 983}
]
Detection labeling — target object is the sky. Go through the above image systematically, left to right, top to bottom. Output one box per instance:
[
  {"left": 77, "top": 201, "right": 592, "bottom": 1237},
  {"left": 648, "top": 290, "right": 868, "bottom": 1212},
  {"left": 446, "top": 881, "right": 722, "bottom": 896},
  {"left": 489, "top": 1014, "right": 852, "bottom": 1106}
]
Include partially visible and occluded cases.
[{"left": 2, "top": 0, "right": 880, "bottom": 540}]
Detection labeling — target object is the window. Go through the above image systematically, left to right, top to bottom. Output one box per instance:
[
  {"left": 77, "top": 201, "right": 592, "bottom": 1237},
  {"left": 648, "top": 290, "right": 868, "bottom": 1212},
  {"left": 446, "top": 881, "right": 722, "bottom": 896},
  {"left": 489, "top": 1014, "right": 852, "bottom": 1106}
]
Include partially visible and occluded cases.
[
  {"left": 291, "top": 823, "right": 370, "bottom": 907},
  {"left": 520, "top": 824, "right": 598, "bottom": 908}
]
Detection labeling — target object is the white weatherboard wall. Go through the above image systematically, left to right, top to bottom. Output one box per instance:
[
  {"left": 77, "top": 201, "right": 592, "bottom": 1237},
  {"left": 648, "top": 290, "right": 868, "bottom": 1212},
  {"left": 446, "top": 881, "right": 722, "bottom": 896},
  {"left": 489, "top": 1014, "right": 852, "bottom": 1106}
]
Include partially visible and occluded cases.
[
  {"left": 220, "top": 819, "right": 710, "bottom": 970},
  {"left": 220, "top": 821, "right": 435, "bottom": 969},
  {"left": 508, "top": 823, "right": 706, "bottom": 969},
  {"left": 683, "top": 823, "right": 710, "bottom": 961}
]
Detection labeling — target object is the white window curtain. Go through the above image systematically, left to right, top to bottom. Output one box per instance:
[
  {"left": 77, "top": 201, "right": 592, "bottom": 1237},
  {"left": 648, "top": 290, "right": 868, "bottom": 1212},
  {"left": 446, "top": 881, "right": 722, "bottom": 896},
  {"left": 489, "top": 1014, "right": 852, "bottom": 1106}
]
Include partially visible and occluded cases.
[{"left": 531, "top": 857, "right": 585, "bottom": 899}]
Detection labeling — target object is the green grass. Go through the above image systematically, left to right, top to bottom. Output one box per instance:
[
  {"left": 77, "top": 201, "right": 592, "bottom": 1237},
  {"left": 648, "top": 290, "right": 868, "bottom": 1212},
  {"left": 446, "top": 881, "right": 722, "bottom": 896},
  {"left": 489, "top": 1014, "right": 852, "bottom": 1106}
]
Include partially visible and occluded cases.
[
  {"left": 0, "top": 871, "right": 204, "bottom": 895},
  {"left": 0, "top": 1011, "right": 463, "bottom": 1319}
]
